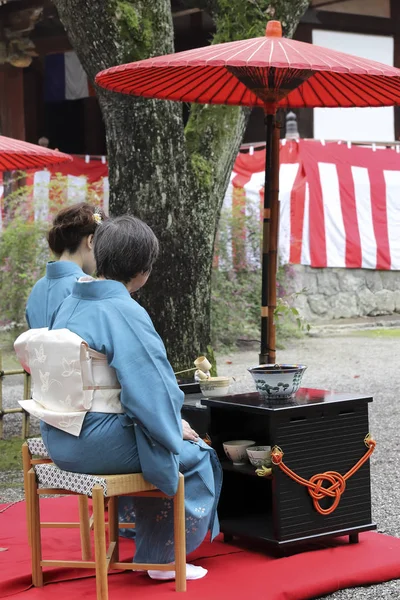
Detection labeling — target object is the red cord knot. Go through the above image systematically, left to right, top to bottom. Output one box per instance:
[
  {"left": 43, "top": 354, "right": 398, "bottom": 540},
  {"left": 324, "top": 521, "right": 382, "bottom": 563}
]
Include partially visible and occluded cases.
[
  {"left": 271, "top": 434, "right": 375, "bottom": 516},
  {"left": 271, "top": 446, "right": 283, "bottom": 465},
  {"left": 308, "top": 471, "right": 346, "bottom": 515}
]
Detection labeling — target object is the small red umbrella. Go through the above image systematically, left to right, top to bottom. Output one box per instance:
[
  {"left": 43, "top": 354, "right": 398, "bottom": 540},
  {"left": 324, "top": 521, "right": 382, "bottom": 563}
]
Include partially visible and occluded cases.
[
  {"left": 96, "top": 20, "right": 400, "bottom": 365},
  {"left": 0, "top": 136, "right": 72, "bottom": 171}
]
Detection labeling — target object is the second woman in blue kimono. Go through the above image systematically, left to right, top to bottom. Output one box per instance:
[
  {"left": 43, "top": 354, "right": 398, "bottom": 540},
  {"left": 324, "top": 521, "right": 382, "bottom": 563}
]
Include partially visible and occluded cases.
[{"left": 42, "top": 215, "right": 222, "bottom": 581}]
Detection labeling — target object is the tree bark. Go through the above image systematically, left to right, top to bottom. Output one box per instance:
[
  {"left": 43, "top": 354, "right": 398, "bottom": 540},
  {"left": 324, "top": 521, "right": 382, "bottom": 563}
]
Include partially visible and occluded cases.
[{"left": 52, "top": 0, "right": 309, "bottom": 370}]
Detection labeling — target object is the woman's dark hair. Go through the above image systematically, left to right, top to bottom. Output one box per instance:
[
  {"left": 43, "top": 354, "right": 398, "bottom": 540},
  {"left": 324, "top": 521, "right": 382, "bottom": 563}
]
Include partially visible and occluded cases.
[
  {"left": 47, "top": 202, "right": 105, "bottom": 256},
  {"left": 94, "top": 215, "right": 159, "bottom": 283}
]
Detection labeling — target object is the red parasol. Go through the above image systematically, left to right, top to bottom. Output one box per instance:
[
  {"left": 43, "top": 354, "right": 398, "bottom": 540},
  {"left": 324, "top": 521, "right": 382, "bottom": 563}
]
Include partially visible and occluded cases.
[
  {"left": 96, "top": 20, "right": 400, "bottom": 364},
  {"left": 0, "top": 136, "right": 72, "bottom": 171}
]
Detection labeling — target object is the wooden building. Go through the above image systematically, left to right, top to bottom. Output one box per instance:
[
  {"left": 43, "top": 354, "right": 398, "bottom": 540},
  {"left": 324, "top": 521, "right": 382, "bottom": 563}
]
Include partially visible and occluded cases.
[{"left": 0, "top": 0, "right": 398, "bottom": 153}]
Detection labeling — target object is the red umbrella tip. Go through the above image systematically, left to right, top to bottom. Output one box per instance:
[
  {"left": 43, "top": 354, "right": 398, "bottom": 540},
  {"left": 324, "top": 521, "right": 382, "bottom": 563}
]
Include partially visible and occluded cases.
[{"left": 265, "top": 20, "right": 282, "bottom": 38}]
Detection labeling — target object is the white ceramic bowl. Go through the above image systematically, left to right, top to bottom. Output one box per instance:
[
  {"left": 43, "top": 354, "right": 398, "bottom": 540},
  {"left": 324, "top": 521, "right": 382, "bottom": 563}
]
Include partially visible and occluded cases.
[
  {"left": 248, "top": 364, "right": 307, "bottom": 399},
  {"left": 200, "top": 376, "right": 230, "bottom": 398},
  {"left": 223, "top": 440, "right": 256, "bottom": 465},
  {"left": 246, "top": 445, "right": 272, "bottom": 467}
]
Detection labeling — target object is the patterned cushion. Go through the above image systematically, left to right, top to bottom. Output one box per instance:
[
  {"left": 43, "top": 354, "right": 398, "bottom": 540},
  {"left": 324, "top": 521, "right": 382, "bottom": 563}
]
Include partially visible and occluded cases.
[
  {"left": 27, "top": 437, "right": 49, "bottom": 458},
  {"left": 35, "top": 463, "right": 107, "bottom": 496}
]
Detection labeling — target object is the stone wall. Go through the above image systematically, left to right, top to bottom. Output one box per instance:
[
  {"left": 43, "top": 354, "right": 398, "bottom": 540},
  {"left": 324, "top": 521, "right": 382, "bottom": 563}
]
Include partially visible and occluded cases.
[{"left": 287, "top": 265, "right": 400, "bottom": 322}]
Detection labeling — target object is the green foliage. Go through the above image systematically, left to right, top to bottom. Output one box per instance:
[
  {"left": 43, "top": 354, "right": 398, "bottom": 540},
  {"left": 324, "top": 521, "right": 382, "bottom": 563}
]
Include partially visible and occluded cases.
[
  {"left": 208, "top": 0, "right": 310, "bottom": 42},
  {"left": 212, "top": 0, "right": 271, "bottom": 44},
  {"left": 211, "top": 206, "right": 308, "bottom": 350},
  {"left": 0, "top": 217, "right": 49, "bottom": 324}
]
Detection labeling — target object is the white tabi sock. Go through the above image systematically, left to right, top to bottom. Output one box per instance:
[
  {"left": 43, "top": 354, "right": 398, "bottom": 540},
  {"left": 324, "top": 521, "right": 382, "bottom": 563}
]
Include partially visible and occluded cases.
[{"left": 147, "top": 563, "right": 208, "bottom": 581}]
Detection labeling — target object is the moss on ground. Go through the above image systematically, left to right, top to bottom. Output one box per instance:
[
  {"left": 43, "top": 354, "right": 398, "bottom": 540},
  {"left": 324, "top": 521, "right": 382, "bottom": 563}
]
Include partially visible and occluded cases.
[
  {"left": 350, "top": 329, "right": 400, "bottom": 338},
  {"left": 0, "top": 438, "right": 23, "bottom": 471}
]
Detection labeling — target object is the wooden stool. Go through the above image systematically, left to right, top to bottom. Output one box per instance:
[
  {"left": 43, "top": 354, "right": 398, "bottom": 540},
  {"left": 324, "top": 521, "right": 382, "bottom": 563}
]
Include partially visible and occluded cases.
[
  {"left": 22, "top": 439, "right": 92, "bottom": 559},
  {"left": 22, "top": 441, "right": 187, "bottom": 598}
]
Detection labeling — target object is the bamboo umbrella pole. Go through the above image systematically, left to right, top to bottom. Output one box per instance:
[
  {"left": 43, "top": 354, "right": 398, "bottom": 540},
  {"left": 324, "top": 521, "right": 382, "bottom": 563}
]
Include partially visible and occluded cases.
[
  {"left": 259, "top": 112, "right": 274, "bottom": 365},
  {"left": 259, "top": 112, "right": 281, "bottom": 365},
  {"left": 267, "top": 119, "right": 281, "bottom": 365}
]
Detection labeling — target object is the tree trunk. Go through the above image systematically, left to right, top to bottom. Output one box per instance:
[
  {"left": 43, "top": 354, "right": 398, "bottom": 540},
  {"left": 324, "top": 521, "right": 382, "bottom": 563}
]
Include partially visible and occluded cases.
[{"left": 52, "top": 0, "right": 309, "bottom": 370}]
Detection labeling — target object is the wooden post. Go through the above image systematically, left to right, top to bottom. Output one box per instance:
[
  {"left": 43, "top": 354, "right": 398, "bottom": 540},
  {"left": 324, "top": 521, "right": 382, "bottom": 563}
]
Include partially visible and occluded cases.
[
  {"left": 259, "top": 113, "right": 274, "bottom": 365},
  {"left": 267, "top": 120, "right": 281, "bottom": 365}
]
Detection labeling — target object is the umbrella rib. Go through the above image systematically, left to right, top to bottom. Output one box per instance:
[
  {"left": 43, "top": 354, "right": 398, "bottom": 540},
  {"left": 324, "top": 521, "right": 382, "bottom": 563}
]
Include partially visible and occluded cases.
[
  {"left": 187, "top": 38, "right": 265, "bottom": 64},
  {"left": 204, "top": 38, "right": 266, "bottom": 64},
  {"left": 284, "top": 38, "right": 389, "bottom": 75},
  {"left": 245, "top": 39, "right": 268, "bottom": 64},
  {"left": 282, "top": 39, "right": 317, "bottom": 69},
  {"left": 277, "top": 41, "right": 291, "bottom": 67},
  {"left": 116, "top": 66, "right": 212, "bottom": 97},
  {"left": 198, "top": 70, "right": 244, "bottom": 103},
  {"left": 329, "top": 71, "right": 396, "bottom": 105},
  {"left": 316, "top": 72, "right": 360, "bottom": 106},
  {"left": 345, "top": 74, "right": 394, "bottom": 104},
  {"left": 368, "top": 75, "right": 400, "bottom": 100},
  {"left": 304, "top": 76, "right": 336, "bottom": 106}
]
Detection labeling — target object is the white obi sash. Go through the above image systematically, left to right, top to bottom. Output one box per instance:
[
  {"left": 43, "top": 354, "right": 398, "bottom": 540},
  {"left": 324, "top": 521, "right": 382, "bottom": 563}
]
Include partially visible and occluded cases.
[{"left": 14, "top": 328, "right": 123, "bottom": 437}]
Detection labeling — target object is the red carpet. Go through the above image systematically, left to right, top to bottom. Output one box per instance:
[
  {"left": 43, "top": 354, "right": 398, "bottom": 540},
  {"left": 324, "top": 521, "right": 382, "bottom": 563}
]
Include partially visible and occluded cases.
[{"left": 2, "top": 497, "right": 400, "bottom": 599}]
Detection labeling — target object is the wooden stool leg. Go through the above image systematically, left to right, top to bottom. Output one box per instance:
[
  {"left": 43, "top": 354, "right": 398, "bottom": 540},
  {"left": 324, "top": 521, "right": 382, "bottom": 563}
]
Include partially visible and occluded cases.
[
  {"left": 22, "top": 444, "right": 31, "bottom": 546},
  {"left": 28, "top": 469, "right": 43, "bottom": 587},
  {"left": 173, "top": 474, "right": 186, "bottom": 592},
  {"left": 93, "top": 486, "right": 108, "bottom": 600},
  {"left": 78, "top": 495, "right": 92, "bottom": 560},
  {"left": 107, "top": 496, "right": 119, "bottom": 562}
]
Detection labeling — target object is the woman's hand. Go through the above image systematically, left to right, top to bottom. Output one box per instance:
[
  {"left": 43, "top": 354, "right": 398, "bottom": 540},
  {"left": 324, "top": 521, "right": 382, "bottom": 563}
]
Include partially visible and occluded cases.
[{"left": 182, "top": 419, "right": 199, "bottom": 442}]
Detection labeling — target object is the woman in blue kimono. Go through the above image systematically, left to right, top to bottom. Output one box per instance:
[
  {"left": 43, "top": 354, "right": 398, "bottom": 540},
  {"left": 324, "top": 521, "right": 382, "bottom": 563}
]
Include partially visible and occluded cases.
[
  {"left": 26, "top": 202, "right": 104, "bottom": 328},
  {"left": 26, "top": 203, "right": 135, "bottom": 538},
  {"left": 42, "top": 215, "right": 222, "bottom": 581}
]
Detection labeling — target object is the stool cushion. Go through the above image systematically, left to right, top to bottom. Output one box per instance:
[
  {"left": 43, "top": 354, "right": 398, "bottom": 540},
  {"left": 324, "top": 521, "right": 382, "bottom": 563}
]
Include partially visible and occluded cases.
[
  {"left": 27, "top": 438, "right": 49, "bottom": 458},
  {"left": 35, "top": 463, "right": 108, "bottom": 496}
]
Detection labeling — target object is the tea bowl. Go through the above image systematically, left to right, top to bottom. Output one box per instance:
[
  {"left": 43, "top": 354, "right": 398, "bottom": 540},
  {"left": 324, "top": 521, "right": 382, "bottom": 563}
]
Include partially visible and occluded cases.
[
  {"left": 248, "top": 364, "right": 307, "bottom": 399},
  {"left": 200, "top": 376, "right": 230, "bottom": 397},
  {"left": 223, "top": 440, "right": 256, "bottom": 465},
  {"left": 246, "top": 445, "right": 272, "bottom": 468}
]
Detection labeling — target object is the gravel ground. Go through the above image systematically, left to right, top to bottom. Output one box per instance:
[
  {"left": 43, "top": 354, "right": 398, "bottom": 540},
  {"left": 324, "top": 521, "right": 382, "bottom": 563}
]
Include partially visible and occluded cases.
[{"left": 1, "top": 332, "right": 400, "bottom": 598}]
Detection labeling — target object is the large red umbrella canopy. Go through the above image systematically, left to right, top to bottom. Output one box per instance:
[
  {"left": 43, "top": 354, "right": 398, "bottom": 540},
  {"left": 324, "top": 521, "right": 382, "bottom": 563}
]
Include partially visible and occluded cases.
[
  {"left": 96, "top": 20, "right": 400, "bottom": 110},
  {"left": 96, "top": 20, "right": 400, "bottom": 367},
  {"left": 0, "top": 136, "right": 72, "bottom": 171}
]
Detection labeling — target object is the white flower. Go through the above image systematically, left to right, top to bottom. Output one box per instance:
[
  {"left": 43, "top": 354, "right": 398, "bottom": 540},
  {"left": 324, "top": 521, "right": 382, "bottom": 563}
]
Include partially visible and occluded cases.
[{"left": 93, "top": 212, "right": 102, "bottom": 224}]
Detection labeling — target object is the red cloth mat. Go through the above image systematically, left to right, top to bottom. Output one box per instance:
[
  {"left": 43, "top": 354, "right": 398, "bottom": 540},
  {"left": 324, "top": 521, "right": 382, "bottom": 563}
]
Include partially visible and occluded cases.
[{"left": 2, "top": 497, "right": 400, "bottom": 599}]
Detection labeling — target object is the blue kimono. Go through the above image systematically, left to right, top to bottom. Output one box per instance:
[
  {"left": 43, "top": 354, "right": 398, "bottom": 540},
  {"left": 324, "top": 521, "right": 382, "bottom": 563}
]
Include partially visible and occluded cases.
[
  {"left": 26, "top": 261, "right": 85, "bottom": 328},
  {"left": 40, "top": 279, "right": 222, "bottom": 564}
]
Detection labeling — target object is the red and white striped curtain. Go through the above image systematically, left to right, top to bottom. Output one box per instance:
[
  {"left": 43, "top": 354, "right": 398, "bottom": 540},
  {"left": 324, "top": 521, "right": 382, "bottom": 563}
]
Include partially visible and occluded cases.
[
  {"left": 224, "top": 139, "right": 400, "bottom": 270},
  {"left": 2, "top": 141, "right": 400, "bottom": 271},
  {"left": 0, "top": 156, "right": 108, "bottom": 228}
]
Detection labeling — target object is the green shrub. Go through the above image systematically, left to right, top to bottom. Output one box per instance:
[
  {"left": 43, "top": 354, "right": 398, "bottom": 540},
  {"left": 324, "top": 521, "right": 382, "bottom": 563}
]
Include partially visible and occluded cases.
[
  {"left": 211, "top": 206, "right": 308, "bottom": 350},
  {"left": 0, "top": 216, "right": 50, "bottom": 324}
]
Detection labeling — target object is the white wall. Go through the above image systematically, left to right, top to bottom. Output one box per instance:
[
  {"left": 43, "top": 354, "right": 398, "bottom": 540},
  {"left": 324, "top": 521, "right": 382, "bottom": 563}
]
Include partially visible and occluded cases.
[{"left": 312, "top": 30, "right": 394, "bottom": 142}]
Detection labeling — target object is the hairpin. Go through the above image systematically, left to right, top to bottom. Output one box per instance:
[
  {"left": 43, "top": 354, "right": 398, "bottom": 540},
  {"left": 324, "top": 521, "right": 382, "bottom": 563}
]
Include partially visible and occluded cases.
[{"left": 93, "top": 211, "right": 102, "bottom": 224}]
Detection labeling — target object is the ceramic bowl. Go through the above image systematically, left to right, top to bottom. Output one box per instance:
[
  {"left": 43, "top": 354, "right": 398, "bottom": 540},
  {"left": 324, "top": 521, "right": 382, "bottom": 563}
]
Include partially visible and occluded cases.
[
  {"left": 248, "top": 364, "right": 307, "bottom": 399},
  {"left": 200, "top": 376, "right": 230, "bottom": 397},
  {"left": 223, "top": 440, "right": 256, "bottom": 465},
  {"left": 246, "top": 445, "right": 272, "bottom": 467}
]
